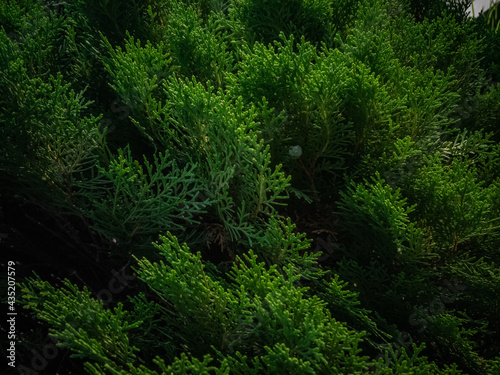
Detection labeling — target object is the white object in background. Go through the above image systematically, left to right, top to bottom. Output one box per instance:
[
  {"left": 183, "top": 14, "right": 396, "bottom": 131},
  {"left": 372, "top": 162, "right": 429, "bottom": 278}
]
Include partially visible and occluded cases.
[
  {"left": 468, "top": 0, "right": 495, "bottom": 17},
  {"left": 289, "top": 145, "right": 302, "bottom": 159}
]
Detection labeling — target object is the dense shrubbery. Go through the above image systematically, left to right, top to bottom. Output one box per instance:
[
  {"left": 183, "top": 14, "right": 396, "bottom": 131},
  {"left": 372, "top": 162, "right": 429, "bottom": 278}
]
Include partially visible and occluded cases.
[{"left": 1, "top": 0, "right": 500, "bottom": 374}]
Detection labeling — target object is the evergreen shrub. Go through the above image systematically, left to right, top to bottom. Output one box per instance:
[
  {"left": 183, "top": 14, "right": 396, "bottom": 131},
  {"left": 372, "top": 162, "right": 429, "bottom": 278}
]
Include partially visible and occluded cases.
[{"left": 2, "top": 0, "right": 499, "bottom": 374}]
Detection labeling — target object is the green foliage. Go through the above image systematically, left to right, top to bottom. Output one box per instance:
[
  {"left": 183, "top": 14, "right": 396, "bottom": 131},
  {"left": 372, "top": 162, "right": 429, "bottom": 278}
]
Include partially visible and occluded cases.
[
  {"left": 0, "top": 0, "right": 72, "bottom": 78},
  {"left": 5, "top": 0, "right": 500, "bottom": 374},
  {"left": 65, "top": 0, "right": 161, "bottom": 46},
  {"left": 230, "top": 0, "right": 335, "bottom": 47},
  {"left": 330, "top": 0, "right": 364, "bottom": 39},
  {"left": 340, "top": 0, "right": 462, "bottom": 155},
  {"left": 341, "top": 0, "right": 399, "bottom": 78},
  {"left": 407, "top": 0, "right": 470, "bottom": 22},
  {"left": 487, "top": 1, "right": 500, "bottom": 32},
  {"left": 166, "top": 2, "right": 234, "bottom": 87},
  {"left": 391, "top": 3, "right": 482, "bottom": 80},
  {"left": 419, "top": 12, "right": 484, "bottom": 98},
  {"left": 229, "top": 33, "right": 317, "bottom": 111},
  {"left": 230, "top": 34, "right": 355, "bottom": 195},
  {"left": 102, "top": 35, "right": 173, "bottom": 150},
  {"left": 103, "top": 35, "right": 291, "bottom": 248},
  {"left": 0, "top": 45, "right": 104, "bottom": 211},
  {"left": 393, "top": 67, "right": 459, "bottom": 149},
  {"left": 162, "top": 78, "right": 291, "bottom": 247},
  {"left": 454, "top": 84, "right": 500, "bottom": 138},
  {"left": 441, "top": 130, "right": 500, "bottom": 184},
  {"left": 373, "top": 136, "right": 423, "bottom": 190},
  {"left": 75, "top": 147, "right": 212, "bottom": 254},
  {"left": 410, "top": 154, "right": 500, "bottom": 256},
  {"left": 337, "top": 172, "right": 427, "bottom": 267},
  {"left": 334, "top": 173, "right": 436, "bottom": 326},
  {"left": 251, "top": 216, "right": 323, "bottom": 280},
  {"left": 19, "top": 232, "right": 465, "bottom": 374},
  {"left": 26, "top": 232, "right": 367, "bottom": 373},
  {"left": 134, "top": 233, "right": 232, "bottom": 356},
  {"left": 445, "top": 256, "right": 500, "bottom": 350},
  {"left": 316, "top": 274, "right": 390, "bottom": 346},
  {"left": 20, "top": 275, "right": 142, "bottom": 371},
  {"left": 420, "top": 313, "right": 484, "bottom": 374},
  {"left": 374, "top": 342, "right": 463, "bottom": 374},
  {"left": 486, "top": 357, "right": 500, "bottom": 375}
]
